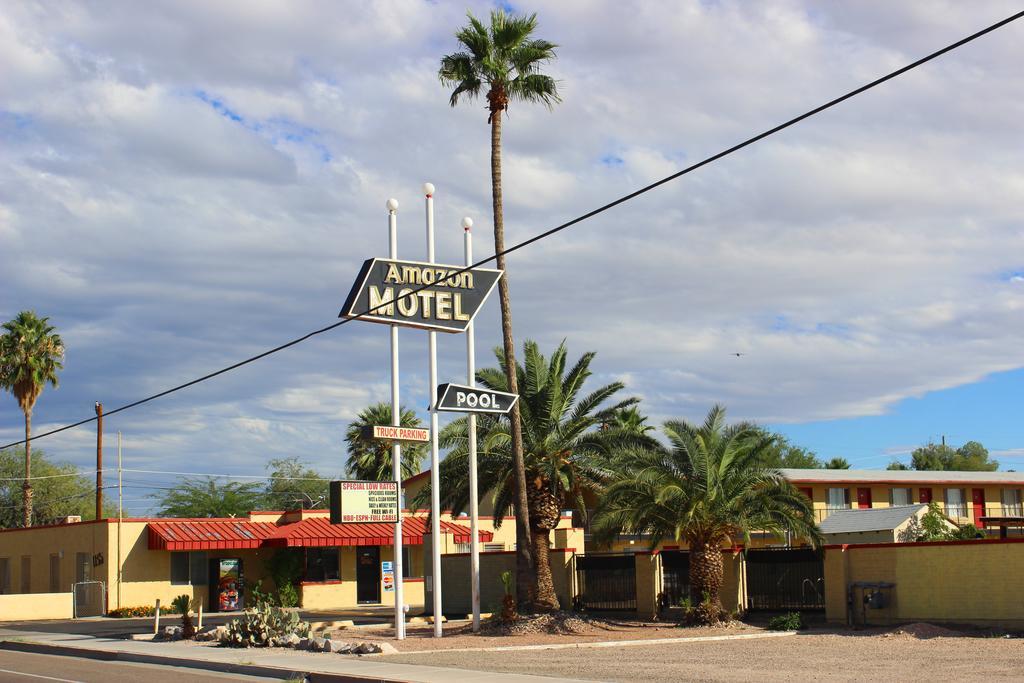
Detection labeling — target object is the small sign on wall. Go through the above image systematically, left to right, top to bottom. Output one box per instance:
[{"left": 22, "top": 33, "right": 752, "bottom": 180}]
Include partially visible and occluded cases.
[
  {"left": 329, "top": 480, "right": 400, "bottom": 524},
  {"left": 382, "top": 561, "right": 395, "bottom": 593}
]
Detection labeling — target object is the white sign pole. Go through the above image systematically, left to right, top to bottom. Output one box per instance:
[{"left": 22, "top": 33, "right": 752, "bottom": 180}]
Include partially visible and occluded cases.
[
  {"left": 424, "top": 182, "right": 443, "bottom": 638},
  {"left": 387, "top": 198, "right": 405, "bottom": 640},
  {"left": 463, "top": 217, "right": 481, "bottom": 633}
]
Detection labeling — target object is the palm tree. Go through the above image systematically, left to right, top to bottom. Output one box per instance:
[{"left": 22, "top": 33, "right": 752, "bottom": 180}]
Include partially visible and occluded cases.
[
  {"left": 440, "top": 9, "right": 560, "bottom": 607},
  {"left": 0, "top": 311, "right": 64, "bottom": 527},
  {"left": 425, "top": 340, "right": 642, "bottom": 610},
  {"left": 344, "top": 403, "right": 427, "bottom": 481},
  {"left": 593, "top": 405, "right": 822, "bottom": 624},
  {"left": 602, "top": 406, "right": 655, "bottom": 435},
  {"left": 824, "top": 457, "right": 852, "bottom": 469}
]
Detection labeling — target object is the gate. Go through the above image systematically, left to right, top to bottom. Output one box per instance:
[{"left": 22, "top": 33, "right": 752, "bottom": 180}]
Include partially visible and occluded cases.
[
  {"left": 745, "top": 548, "right": 824, "bottom": 611},
  {"left": 660, "top": 550, "right": 690, "bottom": 606},
  {"left": 575, "top": 553, "right": 636, "bottom": 611},
  {"left": 73, "top": 581, "right": 106, "bottom": 617}
]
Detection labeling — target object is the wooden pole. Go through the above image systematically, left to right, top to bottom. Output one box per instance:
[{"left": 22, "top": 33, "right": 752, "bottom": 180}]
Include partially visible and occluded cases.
[{"left": 95, "top": 402, "right": 103, "bottom": 520}]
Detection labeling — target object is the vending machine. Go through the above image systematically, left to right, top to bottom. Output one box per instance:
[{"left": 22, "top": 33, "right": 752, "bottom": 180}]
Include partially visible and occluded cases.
[{"left": 209, "top": 558, "right": 244, "bottom": 612}]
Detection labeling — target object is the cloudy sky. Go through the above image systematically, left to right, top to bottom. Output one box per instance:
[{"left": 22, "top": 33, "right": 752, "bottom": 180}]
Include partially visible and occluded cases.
[{"left": 2, "top": 1, "right": 1023, "bottom": 512}]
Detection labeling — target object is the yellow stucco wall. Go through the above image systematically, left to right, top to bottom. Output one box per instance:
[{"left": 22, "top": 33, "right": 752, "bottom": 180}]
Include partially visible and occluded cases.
[
  {"left": 0, "top": 520, "right": 109, "bottom": 597},
  {"left": 824, "top": 540, "right": 1024, "bottom": 627},
  {"left": 0, "top": 592, "right": 74, "bottom": 621}
]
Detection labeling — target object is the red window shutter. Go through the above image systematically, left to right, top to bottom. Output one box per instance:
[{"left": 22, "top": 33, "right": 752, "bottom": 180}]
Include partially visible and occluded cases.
[{"left": 919, "top": 488, "right": 932, "bottom": 504}]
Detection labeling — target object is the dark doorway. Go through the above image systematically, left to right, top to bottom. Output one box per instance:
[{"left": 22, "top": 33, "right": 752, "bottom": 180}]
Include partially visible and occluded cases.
[
  {"left": 356, "top": 547, "right": 381, "bottom": 604},
  {"left": 745, "top": 547, "right": 825, "bottom": 611},
  {"left": 574, "top": 553, "right": 636, "bottom": 611}
]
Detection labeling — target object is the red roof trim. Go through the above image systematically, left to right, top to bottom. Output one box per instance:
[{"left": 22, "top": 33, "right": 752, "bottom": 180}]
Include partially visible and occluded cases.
[{"left": 789, "top": 478, "right": 1024, "bottom": 486}]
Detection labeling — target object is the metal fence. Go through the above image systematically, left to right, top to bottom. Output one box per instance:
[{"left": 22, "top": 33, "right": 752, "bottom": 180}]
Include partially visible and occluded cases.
[
  {"left": 744, "top": 548, "right": 824, "bottom": 611},
  {"left": 660, "top": 550, "right": 690, "bottom": 607},
  {"left": 574, "top": 553, "right": 636, "bottom": 611},
  {"left": 73, "top": 581, "right": 106, "bottom": 618}
]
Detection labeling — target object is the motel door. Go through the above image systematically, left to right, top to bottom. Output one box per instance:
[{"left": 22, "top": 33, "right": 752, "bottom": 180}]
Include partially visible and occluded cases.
[
  {"left": 857, "top": 488, "right": 872, "bottom": 509},
  {"left": 972, "top": 489, "right": 986, "bottom": 526},
  {"left": 356, "top": 547, "right": 381, "bottom": 604}
]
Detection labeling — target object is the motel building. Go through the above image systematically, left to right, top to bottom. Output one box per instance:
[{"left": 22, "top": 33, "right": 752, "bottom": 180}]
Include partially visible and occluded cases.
[
  {"left": 0, "top": 467, "right": 1020, "bottom": 622},
  {"left": 0, "top": 470, "right": 579, "bottom": 621}
]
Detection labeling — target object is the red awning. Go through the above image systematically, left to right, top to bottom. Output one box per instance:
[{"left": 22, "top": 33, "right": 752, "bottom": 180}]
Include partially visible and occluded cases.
[
  {"left": 147, "top": 516, "right": 491, "bottom": 550},
  {"left": 264, "top": 516, "right": 492, "bottom": 548},
  {"left": 148, "top": 520, "right": 279, "bottom": 551}
]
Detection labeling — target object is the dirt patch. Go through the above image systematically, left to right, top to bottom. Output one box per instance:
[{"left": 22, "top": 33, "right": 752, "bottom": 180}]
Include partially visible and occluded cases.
[
  {"left": 346, "top": 614, "right": 764, "bottom": 652},
  {"left": 882, "top": 622, "right": 964, "bottom": 639}
]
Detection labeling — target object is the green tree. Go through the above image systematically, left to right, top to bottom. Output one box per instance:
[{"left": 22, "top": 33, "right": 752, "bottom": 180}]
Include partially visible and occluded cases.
[
  {"left": 440, "top": 9, "right": 560, "bottom": 608},
  {"left": 0, "top": 311, "right": 64, "bottom": 527},
  {"left": 427, "top": 340, "right": 640, "bottom": 610},
  {"left": 344, "top": 403, "right": 426, "bottom": 481},
  {"left": 601, "top": 405, "right": 655, "bottom": 435},
  {"left": 594, "top": 406, "right": 822, "bottom": 625},
  {"left": 753, "top": 429, "right": 823, "bottom": 469},
  {"left": 910, "top": 441, "right": 998, "bottom": 471},
  {"left": 0, "top": 447, "right": 113, "bottom": 528},
  {"left": 264, "top": 457, "right": 329, "bottom": 510},
  {"left": 824, "top": 457, "right": 852, "bottom": 469},
  {"left": 886, "top": 461, "right": 910, "bottom": 471},
  {"left": 154, "top": 478, "right": 264, "bottom": 518},
  {"left": 903, "top": 502, "right": 985, "bottom": 542}
]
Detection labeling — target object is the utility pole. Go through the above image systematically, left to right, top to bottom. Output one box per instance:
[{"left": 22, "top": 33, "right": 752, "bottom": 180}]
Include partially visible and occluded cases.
[
  {"left": 424, "top": 182, "right": 443, "bottom": 638},
  {"left": 387, "top": 196, "right": 406, "bottom": 641},
  {"left": 463, "top": 216, "right": 481, "bottom": 633},
  {"left": 95, "top": 402, "right": 103, "bottom": 520}
]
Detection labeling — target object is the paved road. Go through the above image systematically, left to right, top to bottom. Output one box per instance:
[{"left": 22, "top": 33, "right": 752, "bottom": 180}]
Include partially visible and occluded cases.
[{"left": 0, "top": 650, "right": 285, "bottom": 683}]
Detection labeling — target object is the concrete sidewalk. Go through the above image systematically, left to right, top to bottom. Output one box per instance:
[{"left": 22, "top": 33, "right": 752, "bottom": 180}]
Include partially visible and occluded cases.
[{"left": 0, "top": 628, "right": 582, "bottom": 682}]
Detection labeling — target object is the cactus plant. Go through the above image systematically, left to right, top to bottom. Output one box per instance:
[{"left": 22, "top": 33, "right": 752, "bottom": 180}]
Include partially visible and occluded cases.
[
  {"left": 170, "top": 594, "right": 195, "bottom": 639},
  {"left": 222, "top": 594, "right": 310, "bottom": 648}
]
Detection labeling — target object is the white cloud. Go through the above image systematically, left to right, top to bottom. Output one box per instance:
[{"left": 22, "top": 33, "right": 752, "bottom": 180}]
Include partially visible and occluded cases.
[{"left": 2, "top": 0, "right": 1024, "bottom": 502}]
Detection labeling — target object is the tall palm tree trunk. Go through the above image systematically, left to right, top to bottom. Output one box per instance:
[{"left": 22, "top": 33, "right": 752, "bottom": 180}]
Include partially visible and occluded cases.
[
  {"left": 489, "top": 105, "right": 536, "bottom": 610},
  {"left": 23, "top": 410, "right": 32, "bottom": 527},
  {"left": 527, "top": 485, "right": 561, "bottom": 610},
  {"left": 689, "top": 542, "right": 725, "bottom": 624}
]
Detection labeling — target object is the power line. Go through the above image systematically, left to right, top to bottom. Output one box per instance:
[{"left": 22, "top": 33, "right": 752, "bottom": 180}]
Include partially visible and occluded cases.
[
  {"left": 2, "top": 10, "right": 1021, "bottom": 451},
  {"left": 121, "top": 468, "right": 335, "bottom": 481},
  {"left": 0, "top": 470, "right": 98, "bottom": 482}
]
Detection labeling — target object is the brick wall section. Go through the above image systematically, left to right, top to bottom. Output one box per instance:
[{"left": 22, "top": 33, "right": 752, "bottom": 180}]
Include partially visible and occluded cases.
[{"left": 824, "top": 539, "right": 1024, "bottom": 627}]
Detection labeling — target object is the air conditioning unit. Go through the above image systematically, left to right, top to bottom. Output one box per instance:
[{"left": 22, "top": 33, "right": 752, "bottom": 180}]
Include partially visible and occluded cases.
[{"left": 61, "top": 515, "right": 82, "bottom": 524}]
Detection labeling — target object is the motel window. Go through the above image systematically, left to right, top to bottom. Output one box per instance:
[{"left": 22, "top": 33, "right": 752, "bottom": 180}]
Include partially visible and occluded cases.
[
  {"left": 826, "top": 488, "right": 850, "bottom": 510},
  {"left": 890, "top": 488, "right": 912, "bottom": 506},
  {"left": 945, "top": 488, "right": 966, "bottom": 519},
  {"left": 1002, "top": 489, "right": 1023, "bottom": 516},
  {"left": 455, "top": 543, "right": 472, "bottom": 554},
  {"left": 484, "top": 543, "right": 505, "bottom": 552},
  {"left": 401, "top": 547, "right": 419, "bottom": 579},
  {"left": 304, "top": 548, "right": 339, "bottom": 582},
  {"left": 170, "top": 551, "right": 209, "bottom": 585},
  {"left": 49, "top": 554, "right": 61, "bottom": 593},
  {"left": 20, "top": 556, "right": 30, "bottom": 593},
  {"left": 0, "top": 558, "right": 9, "bottom": 594}
]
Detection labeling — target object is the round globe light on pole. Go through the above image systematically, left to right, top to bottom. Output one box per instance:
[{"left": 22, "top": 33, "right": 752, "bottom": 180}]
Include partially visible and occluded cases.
[
  {"left": 423, "top": 182, "right": 435, "bottom": 197},
  {"left": 386, "top": 198, "right": 399, "bottom": 213},
  {"left": 462, "top": 217, "right": 473, "bottom": 232}
]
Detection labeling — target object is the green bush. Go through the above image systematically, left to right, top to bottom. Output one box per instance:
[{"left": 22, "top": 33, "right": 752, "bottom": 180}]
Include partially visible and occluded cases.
[
  {"left": 266, "top": 549, "right": 303, "bottom": 608},
  {"left": 222, "top": 596, "right": 310, "bottom": 648},
  {"left": 108, "top": 603, "right": 182, "bottom": 618},
  {"left": 767, "top": 612, "right": 805, "bottom": 631}
]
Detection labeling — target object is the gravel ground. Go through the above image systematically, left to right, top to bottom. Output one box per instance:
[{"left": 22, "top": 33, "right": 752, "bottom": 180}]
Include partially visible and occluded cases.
[
  {"left": 352, "top": 615, "right": 760, "bottom": 652},
  {"left": 381, "top": 628, "right": 1024, "bottom": 682}
]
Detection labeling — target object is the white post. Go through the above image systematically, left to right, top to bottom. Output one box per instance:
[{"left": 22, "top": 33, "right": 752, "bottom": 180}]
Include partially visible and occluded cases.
[
  {"left": 424, "top": 182, "right": 443, "bottom": 638},
  {"left": 388, "top": 197, "right": 406, "bottom": 641},
  {"left": 463, "top": 216, "right": 481, "bottom": 633},
  {"left": 117, "top": 431, "right": 123, "bottom": 611},
  {"left": 154, "top": 598, "right": 161, "bottom": 635}
]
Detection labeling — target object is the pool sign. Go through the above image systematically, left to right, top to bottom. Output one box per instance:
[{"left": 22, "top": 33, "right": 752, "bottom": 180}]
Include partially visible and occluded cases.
[
  {"left": 341, "top": 258, "right": 503, "bottom": 333},
  {"left": 434, "top": 383, "right": 519, "bottom": 415},
  {"left": 364, "top": 425, "right": 430, "bottom": 442},
  {"left": 330, "top": 480, "right": 400, "bottom": 524}
]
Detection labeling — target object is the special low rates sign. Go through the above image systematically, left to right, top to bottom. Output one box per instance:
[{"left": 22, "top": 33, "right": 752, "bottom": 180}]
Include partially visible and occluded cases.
[
  {"left": 341, "top": 258, "right": 503, "bottom": 333},
  {"left": 330, "top": 480, "right": 400, "bottom": 524}
]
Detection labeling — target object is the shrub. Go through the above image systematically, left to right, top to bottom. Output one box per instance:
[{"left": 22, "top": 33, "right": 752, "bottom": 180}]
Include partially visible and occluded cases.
[
  {"left": 266, "top": 549, "right": 303, "bottom": 608},
  {"left": 499, "top": 570, "right": 517, "bottom": 623},
  {"left": 170, "top": 594, "right": 195, "bottom": 639},
  {"left": 223, "top": 596, "right": 310, "bottom": 648},
  {"left": 108, "top": 603, "right": 182, "bottom": 618},
  {"left": 768, "top": 612, "right": 805, "bottom": 631}
]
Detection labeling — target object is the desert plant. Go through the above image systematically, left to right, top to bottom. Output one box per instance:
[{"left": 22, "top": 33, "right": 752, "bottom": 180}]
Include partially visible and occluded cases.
[
  {"left": 265, "top": 550, "right": 303, "bottom": 608},
  {"left": 499, "top": 570, "right": 517, "bottom": 623},
  {"left": 170, "top": 594, "right": 195, "bottom": 639},
  {"left": 222, "top": 596, "right": 310, "bottom": 648},
  {"left": 767, "top": 612, "right": 805, "bottom": 631}
]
